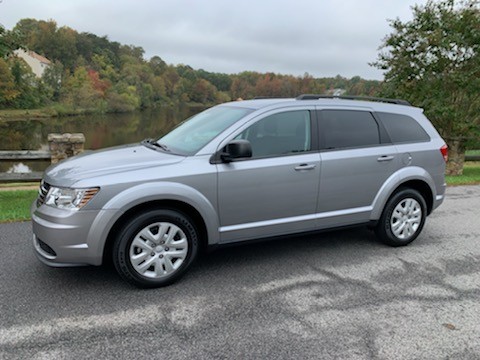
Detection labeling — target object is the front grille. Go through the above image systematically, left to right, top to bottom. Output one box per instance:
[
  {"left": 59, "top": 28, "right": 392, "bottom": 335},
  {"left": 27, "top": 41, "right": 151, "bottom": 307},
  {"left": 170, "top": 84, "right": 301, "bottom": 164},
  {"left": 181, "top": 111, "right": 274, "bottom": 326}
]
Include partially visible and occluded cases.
[
  {"left": 37, "top": 181, "right": 51, "bottom": 207},
  {"left": 37, "top": 238, "right": 57, "bottom": 257}
]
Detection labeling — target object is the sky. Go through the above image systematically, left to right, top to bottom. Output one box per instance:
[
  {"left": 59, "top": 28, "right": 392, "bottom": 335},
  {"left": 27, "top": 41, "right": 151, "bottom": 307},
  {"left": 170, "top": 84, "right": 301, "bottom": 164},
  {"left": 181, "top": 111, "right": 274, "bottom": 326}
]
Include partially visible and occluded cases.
[{"left": 0, "top": 0, "right": 428, "bottom": 80}]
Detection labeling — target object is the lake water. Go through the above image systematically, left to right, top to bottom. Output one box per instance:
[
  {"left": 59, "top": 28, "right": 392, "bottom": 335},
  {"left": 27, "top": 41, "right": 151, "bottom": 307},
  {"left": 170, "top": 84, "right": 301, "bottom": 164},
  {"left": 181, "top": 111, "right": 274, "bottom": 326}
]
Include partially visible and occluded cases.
[{"left": 0, "top": 106, "right": 205, "bottom": 173}]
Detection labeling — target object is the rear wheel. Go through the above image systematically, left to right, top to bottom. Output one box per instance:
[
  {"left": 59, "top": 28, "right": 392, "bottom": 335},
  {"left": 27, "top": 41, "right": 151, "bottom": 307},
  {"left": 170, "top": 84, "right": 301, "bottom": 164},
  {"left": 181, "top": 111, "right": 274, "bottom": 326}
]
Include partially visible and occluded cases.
[
  {"left": 375, "top": 188, "right": 427, "bottom": 247},
  {"left": 113, "top": 209, "right": 199, "bottom": 288}
]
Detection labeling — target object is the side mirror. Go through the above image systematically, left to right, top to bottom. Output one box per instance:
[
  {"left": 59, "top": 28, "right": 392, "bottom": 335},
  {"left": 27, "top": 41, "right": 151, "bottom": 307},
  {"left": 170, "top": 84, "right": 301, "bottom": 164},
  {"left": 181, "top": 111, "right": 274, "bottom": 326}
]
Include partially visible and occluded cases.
[{"left": 221, "top": 140, "right": 252, "bottom": 163}]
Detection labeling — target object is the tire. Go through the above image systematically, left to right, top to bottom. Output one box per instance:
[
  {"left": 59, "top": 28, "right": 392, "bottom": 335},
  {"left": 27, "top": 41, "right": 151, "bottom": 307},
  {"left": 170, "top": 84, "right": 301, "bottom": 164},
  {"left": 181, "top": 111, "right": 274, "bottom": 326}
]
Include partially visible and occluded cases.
[
  {"left": 375, "top": 188, "right": 427, "bottom": 247},
  {"left": 113, "top": 209, "right": 199, "bottom": 288}
]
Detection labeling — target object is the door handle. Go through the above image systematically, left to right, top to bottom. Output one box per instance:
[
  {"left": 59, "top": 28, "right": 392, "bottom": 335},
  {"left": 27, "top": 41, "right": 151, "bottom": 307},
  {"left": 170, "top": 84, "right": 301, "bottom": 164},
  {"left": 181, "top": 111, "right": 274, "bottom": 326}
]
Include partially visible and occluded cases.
[
  {"left": 377, "top": 155, "right": 394, "bottom": 162},
  {"left": 294, "top": 163, "right": 316, "bottom": 171}
]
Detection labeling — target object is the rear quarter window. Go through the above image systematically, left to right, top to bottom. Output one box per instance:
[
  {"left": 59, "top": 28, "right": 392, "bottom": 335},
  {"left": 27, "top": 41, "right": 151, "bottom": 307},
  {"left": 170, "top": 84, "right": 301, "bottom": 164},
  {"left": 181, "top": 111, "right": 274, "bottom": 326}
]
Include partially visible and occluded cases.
[{"left": 377, "top": 112, "right": 430, "bottom": 143}]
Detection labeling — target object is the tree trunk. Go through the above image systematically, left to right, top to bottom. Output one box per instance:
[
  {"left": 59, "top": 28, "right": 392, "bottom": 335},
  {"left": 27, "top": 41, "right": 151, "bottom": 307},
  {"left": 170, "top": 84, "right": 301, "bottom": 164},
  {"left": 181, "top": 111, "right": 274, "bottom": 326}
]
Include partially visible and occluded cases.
[{"left": 446, "top": 140, "right": 465, "bottom": 176}]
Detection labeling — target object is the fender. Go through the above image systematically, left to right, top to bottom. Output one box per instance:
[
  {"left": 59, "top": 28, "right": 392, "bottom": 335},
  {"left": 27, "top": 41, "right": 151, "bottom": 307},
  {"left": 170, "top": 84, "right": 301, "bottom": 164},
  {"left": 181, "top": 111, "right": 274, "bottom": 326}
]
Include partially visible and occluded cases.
[
  {"left": 370, "top": 166, "right": 436, "bottom": 220},
  {"left": 85, "top": 181, "right": 220, "bottom": 263}
]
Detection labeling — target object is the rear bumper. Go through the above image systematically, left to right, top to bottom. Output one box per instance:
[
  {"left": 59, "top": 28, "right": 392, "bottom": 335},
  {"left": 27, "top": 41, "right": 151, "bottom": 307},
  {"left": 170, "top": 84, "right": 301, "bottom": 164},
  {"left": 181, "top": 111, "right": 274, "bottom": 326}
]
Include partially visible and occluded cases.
[{"left": 432, "top": 182, "right": 447, "bottom": 212}]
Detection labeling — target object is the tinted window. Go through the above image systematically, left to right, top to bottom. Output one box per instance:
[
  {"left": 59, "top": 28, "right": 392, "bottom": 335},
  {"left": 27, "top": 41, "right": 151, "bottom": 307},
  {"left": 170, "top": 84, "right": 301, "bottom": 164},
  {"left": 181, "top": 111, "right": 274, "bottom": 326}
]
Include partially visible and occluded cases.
[
  {"left": 236, "top": 110, "right": 311, "bottom": 158},
  {"left": 321, "top": 110, "right": 380, "bottom": 149},
  {"left": 377, "top": 112, "right": 430, "bottom": 143}
]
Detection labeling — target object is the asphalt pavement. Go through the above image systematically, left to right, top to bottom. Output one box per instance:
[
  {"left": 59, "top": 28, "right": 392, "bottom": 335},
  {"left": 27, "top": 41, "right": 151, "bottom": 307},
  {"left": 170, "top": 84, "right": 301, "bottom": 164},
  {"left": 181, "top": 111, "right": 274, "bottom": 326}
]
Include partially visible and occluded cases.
[{"left": 1, "top": 185, "right": 479, "bottom": 359}]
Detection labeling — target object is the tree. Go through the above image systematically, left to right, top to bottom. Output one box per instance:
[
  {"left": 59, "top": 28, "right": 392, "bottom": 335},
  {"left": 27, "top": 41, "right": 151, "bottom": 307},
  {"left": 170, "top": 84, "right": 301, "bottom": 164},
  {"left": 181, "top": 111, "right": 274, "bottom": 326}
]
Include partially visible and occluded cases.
[
  {"left": 372, "top": 0, "right": 480, "bottom": 175},
  {"left": 3, "top": 17, "right": 384, "bottom": 113},
  {"left": 11, "top": 18, "right": 40, "bottom": 48},
  {"left": 0, "top": 24, "right": 22, "bottom": 57},
  {"left": 52, "top": 26, "right": 78, "bottom": 71},
  {"left": 149, "top": 56, "right": 167, "bottom": 76},
  {"left": 9, "top": 57, "right": 46, "bottom": 108},
  {"left": 0, "top": 58, "right": 20, "bottom": 107},
  {"left": 42, "top": 60, "right": 64, "bottom": 101},
  {"left": 61, "top": 66, "right": 105, "bottom": 110},
  {"left": 162, "top": 66, "right": 180, "bottom": 97},
  {"left": 196, "top": 69, "right": 232, "bottom": 92},
  {"left": 255, "top": 73, "right": 283, "bottom": 97},
  {"left": 190, "top": 78, "right": 217, "bottom": 103}
]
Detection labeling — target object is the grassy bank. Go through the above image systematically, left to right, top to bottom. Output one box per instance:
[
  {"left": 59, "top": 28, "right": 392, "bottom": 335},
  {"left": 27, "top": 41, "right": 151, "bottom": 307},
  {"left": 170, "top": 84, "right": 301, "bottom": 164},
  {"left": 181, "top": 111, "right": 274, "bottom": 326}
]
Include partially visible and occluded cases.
[
  {"left": 0, "top": 102, "right": 213, "bottom": 121},
  {"left": 0, "top": 106, "right": 105, "bottom": 120},
  {"left": 0, "top": 108, "right": 54, "bottom": 120},
  {"left": 446, "top": 162, "right": 480, "bottom": 186},
  {"left": 0, "top": 189, "right": 38, "bottom": 223}
]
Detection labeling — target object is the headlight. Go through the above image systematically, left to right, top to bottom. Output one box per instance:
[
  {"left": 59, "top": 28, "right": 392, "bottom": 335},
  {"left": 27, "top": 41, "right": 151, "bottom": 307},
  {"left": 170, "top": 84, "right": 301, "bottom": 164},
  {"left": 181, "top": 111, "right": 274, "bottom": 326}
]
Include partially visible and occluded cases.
[{"left": 44, "top": 186, "right": 99, "bottom": 210}]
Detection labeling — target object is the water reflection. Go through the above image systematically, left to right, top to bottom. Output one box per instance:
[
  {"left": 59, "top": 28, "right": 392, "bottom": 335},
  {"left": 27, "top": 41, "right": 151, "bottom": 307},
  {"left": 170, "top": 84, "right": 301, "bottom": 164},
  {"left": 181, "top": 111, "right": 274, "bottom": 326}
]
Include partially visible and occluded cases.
[
  {"left": 0, "top": 105, "right": 205, "bottom": 173},
  {"left": 7, "top": 163, "right": 31, "bottom": 173}
]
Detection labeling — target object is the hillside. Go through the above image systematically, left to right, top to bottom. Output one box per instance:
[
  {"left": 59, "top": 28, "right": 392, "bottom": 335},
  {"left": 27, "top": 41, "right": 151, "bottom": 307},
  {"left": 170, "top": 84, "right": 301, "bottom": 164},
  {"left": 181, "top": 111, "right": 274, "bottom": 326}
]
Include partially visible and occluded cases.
[{"left": 0, "top": 19, "right": 382, "bottom": 113}]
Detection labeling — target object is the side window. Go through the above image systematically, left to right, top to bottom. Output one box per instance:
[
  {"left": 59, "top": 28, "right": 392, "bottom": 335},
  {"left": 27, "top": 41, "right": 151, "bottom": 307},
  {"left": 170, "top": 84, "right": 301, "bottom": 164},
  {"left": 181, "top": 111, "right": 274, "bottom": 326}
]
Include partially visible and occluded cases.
[
  {"left": 236, "top": 110, "right": 311, "bottom": 158},
  {"left": 320, "top": 110, "right": 380, "bottom": 149},
  {"left": 377, "top": 112, "right": 430, "bottom": 143}
]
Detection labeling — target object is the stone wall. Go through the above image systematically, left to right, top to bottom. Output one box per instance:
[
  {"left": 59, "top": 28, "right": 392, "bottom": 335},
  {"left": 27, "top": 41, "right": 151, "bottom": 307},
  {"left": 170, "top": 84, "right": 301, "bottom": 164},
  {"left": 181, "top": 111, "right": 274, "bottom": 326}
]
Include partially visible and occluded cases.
[{"left": 48, "top": 133, "right": 85, "bottom": 164}]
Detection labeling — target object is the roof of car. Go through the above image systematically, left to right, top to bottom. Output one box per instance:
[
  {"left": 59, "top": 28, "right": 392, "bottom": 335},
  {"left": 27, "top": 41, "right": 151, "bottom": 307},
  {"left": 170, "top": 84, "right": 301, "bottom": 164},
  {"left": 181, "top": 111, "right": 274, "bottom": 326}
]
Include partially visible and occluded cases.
[{"left": 223, "top": 96, "right": 420, "bottom": 114}]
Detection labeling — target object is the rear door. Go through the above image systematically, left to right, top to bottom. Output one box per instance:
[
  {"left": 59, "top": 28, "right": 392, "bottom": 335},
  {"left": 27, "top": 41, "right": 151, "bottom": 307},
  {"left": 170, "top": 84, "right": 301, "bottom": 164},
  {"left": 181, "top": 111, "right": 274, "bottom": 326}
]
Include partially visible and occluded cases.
[{"left": 316, "top": 109, "right": 399, "bottom": 227}]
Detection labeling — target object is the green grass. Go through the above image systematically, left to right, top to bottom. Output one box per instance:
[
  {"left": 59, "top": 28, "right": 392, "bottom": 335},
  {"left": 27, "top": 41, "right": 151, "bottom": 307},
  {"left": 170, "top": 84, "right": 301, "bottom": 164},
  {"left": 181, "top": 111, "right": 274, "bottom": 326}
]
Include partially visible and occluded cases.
[
  {"left": 0, "top": 106, "right": 103, "bottom": 120},
  {"left": 0, "top": 108, "right": 53, "bottom": 119},
  {"left": 466, "top": 150, "right": 480, "bottom": 155},
  {"left": 446, "top": 162, "right": 480, "bottom": 186},
  {"left": 0, "top": 190, "right": 38, "bottom": 223}
]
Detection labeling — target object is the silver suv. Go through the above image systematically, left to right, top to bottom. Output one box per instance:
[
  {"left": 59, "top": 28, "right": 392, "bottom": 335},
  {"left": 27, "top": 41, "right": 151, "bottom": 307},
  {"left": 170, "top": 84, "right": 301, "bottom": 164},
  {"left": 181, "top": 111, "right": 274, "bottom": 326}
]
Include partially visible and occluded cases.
[{"left": 31, "top": 95, "right": 448, "bottom": 288}]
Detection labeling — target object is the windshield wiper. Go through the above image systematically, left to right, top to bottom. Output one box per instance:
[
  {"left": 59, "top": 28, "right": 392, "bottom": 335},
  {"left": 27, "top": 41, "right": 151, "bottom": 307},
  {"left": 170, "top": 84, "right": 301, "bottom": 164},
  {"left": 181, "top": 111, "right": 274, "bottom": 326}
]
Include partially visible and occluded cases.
[{"left": 141, "top": 138, "right": 170, "bottom": 152}]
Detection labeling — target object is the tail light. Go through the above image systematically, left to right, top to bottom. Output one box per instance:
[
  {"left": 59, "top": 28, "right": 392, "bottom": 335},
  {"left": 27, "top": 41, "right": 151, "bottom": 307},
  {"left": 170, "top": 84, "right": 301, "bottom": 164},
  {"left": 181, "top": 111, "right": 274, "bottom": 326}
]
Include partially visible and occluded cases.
[{"left": 440, "top": 144, "right": 448, "bottom": 162}]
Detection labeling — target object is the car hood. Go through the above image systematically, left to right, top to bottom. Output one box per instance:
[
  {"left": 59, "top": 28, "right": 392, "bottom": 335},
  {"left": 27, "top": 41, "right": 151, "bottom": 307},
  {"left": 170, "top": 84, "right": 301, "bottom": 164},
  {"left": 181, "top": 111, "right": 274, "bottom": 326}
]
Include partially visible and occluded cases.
[{"left": 44, "top": 144, "right": 185, "bottom": 187}]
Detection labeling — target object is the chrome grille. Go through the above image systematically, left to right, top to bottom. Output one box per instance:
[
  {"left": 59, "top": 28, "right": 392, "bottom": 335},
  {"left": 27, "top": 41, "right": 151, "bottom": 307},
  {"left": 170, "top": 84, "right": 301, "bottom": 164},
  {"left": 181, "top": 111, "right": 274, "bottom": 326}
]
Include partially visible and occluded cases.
[{"left": 37, "top": 181, "right": 50, "bottom": 207}]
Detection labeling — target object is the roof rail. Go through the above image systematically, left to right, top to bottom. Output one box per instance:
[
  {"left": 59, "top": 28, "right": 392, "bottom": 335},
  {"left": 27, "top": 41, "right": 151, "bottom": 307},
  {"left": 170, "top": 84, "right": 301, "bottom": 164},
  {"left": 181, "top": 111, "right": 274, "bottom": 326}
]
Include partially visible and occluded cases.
[
  {"left": 296, "top": 94, "right": 411, "bottom": 106},
  {"left": 252, "top": 96, "right": 288, "bottom": 100}
]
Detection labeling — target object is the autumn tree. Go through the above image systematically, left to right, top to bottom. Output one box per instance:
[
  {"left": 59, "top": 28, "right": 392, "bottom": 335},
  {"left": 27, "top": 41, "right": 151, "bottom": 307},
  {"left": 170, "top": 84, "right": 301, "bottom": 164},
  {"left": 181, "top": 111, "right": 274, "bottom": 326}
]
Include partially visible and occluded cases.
[
  {"left": 372, "top": 0, "right": 480, "bottom": 175},
  {"left": 3, "top": 17, "right": 383, "bottom": 113},
  {"left": 91, "top": 54, "right": 118, "bottom": 82},
  {"left": 9, "top": 57, "right": 47, "bottom": 108},
  {"left": 0, "top": 58, "right": 19, "bottom": 107},
  {"left": 61, "top": 66, "right": 105, "bottom": 110},
  {"left": 162, "top": 66, "right": 180, "bottom": 97},
  {"left": 231, "top": 71, "right": 259, "bottom": 99},
  {"left": 190, "top": 78, "right": 216, "bottom": 103}
]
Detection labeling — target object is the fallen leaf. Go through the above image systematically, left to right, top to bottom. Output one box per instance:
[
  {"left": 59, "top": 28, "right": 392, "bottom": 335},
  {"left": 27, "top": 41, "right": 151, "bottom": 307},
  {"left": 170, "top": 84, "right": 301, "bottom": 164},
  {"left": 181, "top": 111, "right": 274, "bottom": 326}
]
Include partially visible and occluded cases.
[{"left": 442, "top": 323, "right": 456, "bottom": 330}]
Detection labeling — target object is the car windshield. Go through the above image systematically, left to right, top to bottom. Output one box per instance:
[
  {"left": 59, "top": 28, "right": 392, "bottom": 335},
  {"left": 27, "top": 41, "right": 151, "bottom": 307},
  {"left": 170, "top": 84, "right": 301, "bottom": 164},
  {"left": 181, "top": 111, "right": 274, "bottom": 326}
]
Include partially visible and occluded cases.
[{"left": 155, "top": 106, "right": 253, "bottom": 155}]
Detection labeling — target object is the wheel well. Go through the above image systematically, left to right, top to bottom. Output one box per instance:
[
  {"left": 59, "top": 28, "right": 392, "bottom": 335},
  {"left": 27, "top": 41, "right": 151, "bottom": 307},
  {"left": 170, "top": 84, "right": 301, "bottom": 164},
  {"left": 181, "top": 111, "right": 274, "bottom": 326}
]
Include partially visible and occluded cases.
[
  {"left": 394, "top": 180, "right": 434, "bottom": 215},
  {"left": 102, "top": 200, "right": 209, "bottom": 264}
]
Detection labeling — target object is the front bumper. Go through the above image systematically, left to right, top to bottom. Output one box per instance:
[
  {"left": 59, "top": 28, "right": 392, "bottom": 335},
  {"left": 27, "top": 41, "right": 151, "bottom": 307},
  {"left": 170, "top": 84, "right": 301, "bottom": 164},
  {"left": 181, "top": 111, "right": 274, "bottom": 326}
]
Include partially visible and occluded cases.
[{"left": 31, "top": 202, "right": 113, "bottom": 267}]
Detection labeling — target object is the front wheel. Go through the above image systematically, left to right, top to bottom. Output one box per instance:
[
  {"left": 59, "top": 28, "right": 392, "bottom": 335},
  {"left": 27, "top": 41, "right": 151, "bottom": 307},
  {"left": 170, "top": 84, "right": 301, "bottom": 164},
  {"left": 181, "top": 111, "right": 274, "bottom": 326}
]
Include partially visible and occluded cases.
[
  {"left": 375, "top": 188, "right": 427, "bottom": 247},
  {"left": 113, "top": 209, "right": 199, "bottom": 288}
]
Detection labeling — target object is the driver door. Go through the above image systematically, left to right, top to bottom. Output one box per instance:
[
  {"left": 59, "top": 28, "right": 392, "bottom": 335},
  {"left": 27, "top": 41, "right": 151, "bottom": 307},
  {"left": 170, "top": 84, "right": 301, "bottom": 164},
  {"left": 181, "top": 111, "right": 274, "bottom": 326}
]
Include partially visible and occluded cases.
[{"left": 216, "top": 109, "right": 320, "bottom": 243}]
